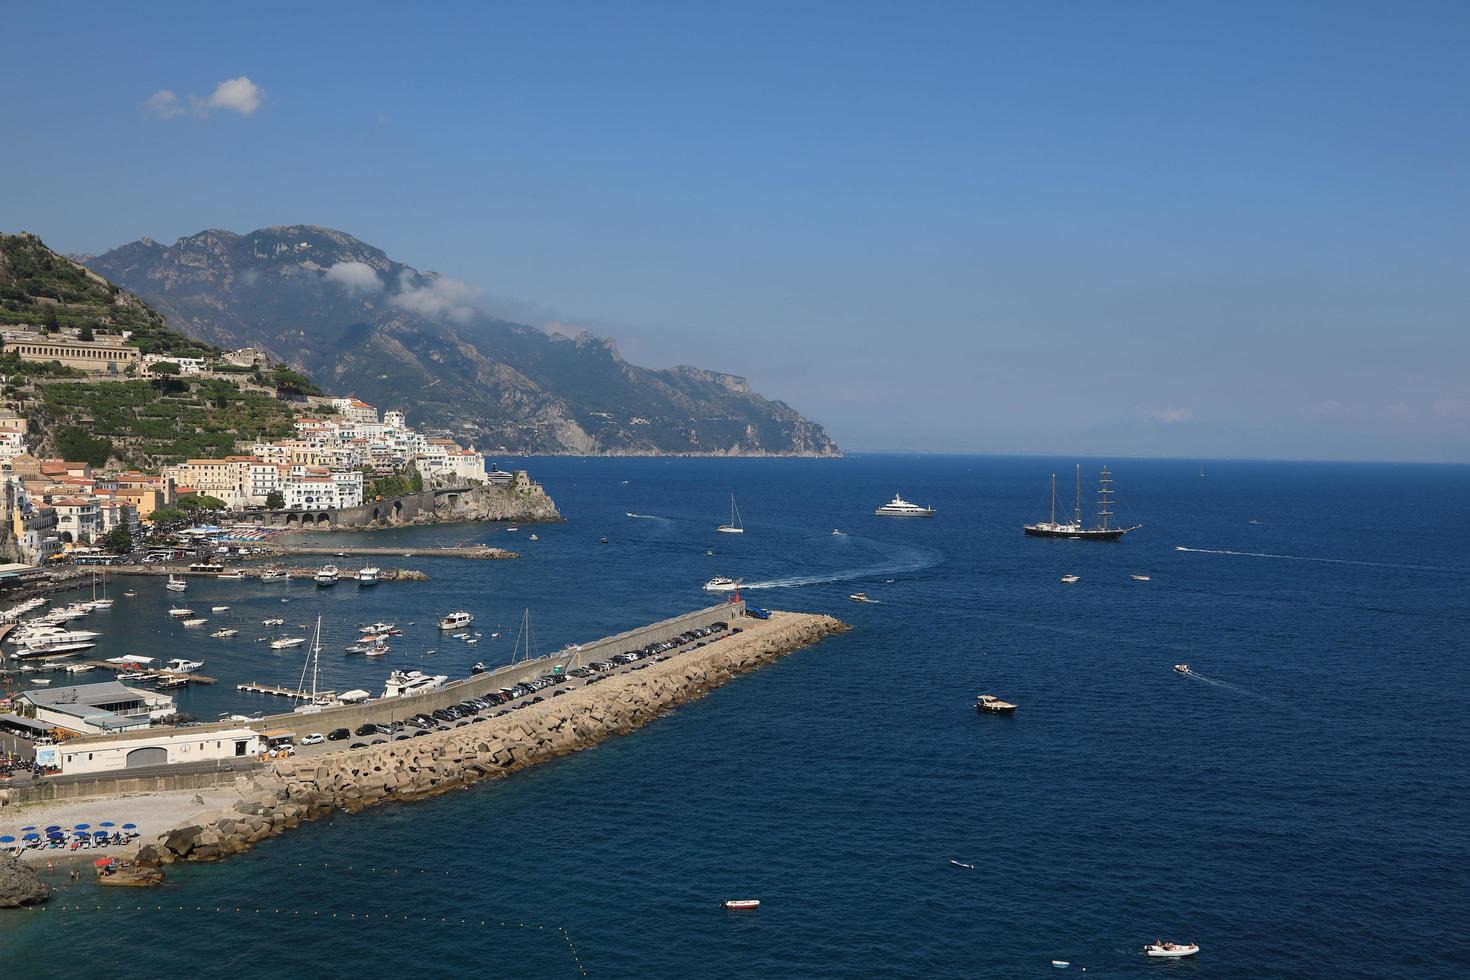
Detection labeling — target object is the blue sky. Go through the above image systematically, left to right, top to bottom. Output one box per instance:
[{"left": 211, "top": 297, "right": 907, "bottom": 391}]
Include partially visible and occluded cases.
[{"left": 3, "top": 1, "right": 1468, "bottom": 461}]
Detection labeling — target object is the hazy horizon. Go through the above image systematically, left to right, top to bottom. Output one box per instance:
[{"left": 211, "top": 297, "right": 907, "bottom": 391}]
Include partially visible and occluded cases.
[{"left": 3, "top": 2, "right": 1467, "bottom": 463}]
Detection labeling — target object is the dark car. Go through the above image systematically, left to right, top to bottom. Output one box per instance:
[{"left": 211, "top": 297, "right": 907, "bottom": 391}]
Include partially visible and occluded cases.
[
  {"left": 553, "top": 689, "right": 567, "bottom": 697},
  {"left": 530, "top": 696, "right": 544, "bottom": 704},
  {"left": 431, "top": 709, "right": 455, "bottom": 722},
  {"left": 495, "top": 709, "right": 509, "bottom": 717},
  {"left": 355, "top": 723, "right": 378, "bottom": 737},
  {"left": 327, "top": 728, "right": 351, "bottom": 741},
  {"left": 412, "top": 729, "right": 430, "bottom": 737},
  {"left": 394, "top": 734, "right": 412, "bottom": 741},
  {"left": 349, "top": 741, "right": 367, "bottom": 748}
]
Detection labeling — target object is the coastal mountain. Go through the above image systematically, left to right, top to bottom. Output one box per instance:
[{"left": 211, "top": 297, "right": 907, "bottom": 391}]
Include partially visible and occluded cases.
[{"left": 85, "top": 226, "right": 840, "bottom": 456}]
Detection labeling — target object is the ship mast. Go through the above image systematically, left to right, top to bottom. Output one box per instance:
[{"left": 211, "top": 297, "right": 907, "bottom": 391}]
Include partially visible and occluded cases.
[
  {"left": 1074, "top": 464, "right": 1082, "bottom": 528},
  {"left": 1098, "top": 465, "right": 1115, "bottom": 531},
  {"left": 1049, "top": 473, "right": 1056, "bottom": 525}
]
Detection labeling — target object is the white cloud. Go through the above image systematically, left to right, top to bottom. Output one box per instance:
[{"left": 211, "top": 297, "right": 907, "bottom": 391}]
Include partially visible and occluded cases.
[
  {"left": 142, "top": 76, "right": 264, "bottom": 120},
  {"left": 207, "top": 76, "right": 265, "bottom": 116},
  {"left": 143, "top": 89, "right": 186, "bottom": 119},
  {"left": 324, "top": 261, "right": 384, "bottom": 295},
  {"left": 390, "top": 273, "right": 485, "bottom": 323},
  {"left": 1139, "top": 406, "right": 1194, "bottom": 424}
]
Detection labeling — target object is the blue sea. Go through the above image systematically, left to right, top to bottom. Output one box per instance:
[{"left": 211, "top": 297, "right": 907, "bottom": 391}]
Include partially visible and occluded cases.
[{"left": 3, "top": 454, "right": 1468, "bottom": 978}]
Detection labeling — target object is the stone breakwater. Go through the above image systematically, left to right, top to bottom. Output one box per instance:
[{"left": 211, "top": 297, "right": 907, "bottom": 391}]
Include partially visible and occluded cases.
[{"left": 137, "top": 611, "right": 846, "bottom": 867}]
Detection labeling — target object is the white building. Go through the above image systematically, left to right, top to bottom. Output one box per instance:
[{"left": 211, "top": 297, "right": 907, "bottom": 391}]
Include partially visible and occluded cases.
[
  {"left": 142, "top": 353, "right": 208, "bottom": 376},
  {"left": 330, "top": 397, "right": 378, "bottom": 424},
  {"left": 281, "top": 467, "right": 363, "bottom": 510},
  {"left": 22, "top": 681, "right": 175, "bottom": 736},
  {"left": 57, "top": 727, "right": 261, "bottom": 775}
]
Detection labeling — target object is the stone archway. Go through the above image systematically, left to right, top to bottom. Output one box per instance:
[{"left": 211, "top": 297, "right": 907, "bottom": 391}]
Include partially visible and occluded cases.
[
  {"left": 392, "top": 500, "right": 403, "bottom": 519},
  {"left": 316, "top": 512, "right": 331, "bottom": 527},
  {"left": 285, "top": 513, "right": 300, "bottom": 526},
  {"left": 59, "top": 531, "right": 74, "bottom": 543},
  {"left": 126, "top": 746, "right": 167, "bottom": 768}
]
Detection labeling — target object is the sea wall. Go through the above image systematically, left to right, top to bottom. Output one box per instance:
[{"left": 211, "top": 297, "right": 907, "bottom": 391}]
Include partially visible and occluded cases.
[{"left": 137, "top": 611, "right": 846, "bottom": 866}]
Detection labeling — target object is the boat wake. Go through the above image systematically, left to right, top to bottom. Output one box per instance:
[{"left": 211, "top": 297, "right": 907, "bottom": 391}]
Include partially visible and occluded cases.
[
  {"left": 624, "top": 512, "right": 673, "bottom": 523},
  {"left": 740, "top": 545, "right": 941, "bottom": 591},
  {"left": 1174, "top": 546, "right": 1456, "bottom": 574},
  {"left": 1179, "top": 668, "right": 1284, "bottom": 708}
]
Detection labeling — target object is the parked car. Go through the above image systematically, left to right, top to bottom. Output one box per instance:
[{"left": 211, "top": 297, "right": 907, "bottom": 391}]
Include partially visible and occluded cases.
[
  {"left": 327, "top": 728, "right": 351, "bottom": 741},
  {"left": 300, "top": 733, "right": 325, "bottom": 746}
]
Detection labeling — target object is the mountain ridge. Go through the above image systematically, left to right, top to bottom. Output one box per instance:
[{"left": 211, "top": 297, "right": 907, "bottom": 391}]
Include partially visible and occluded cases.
[{"left": 86, "top": 226, "right": 839, "bottom": 456}]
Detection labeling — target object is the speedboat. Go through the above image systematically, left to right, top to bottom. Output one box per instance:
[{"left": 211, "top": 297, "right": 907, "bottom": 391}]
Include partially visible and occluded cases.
[
  {"left": 874, "top": 493, "right": 935, "bottom": 517},
  {"left": 506, "top": 526, "right": 518, "bottom": 532},
  {"left": 832, "top": 529, "right": 845, "bottom": 536},
  {"left": 528, "top": 533, "right": 539, "bottom": 541},
  {"left": 314, "top": 565, "right": 339, "bottom": 586},
  {"left": 1060, "top": 574, "right": 1080, "bottom": 584},
  {"left": 1131, "top": 574, "right": 1151, "bottom": 581},
  {"left": 703, "top": 576, "right": 740, "bottom": 593},
  {"left": 122, "top": 590, "right": 136, "bottom": 598},
  {"left": 849, "top": 593, "right": 875, "bottom": 603},
  {"left": 212, "top": 605, "right": 231, "bottom": 612},
  {"left": 167, "top": 607, "right": 195, "bottom": 618},
  {"left": 439, "top": 611, "right": 474, "bottom": 631},
  {"left": 181, "top": 617, "right": 208, "bottom": 627},
  {"left": 211, "top": 628, "right": 238, "bottom": 638},
  {"left": 269, "top": 637, "right": 306, "bottom": 650},
  {"left": 165, "top": 658, "right": 204, "bottom": 673},
  {"left": 1174, "top": 664, "right": 1191, "bottom": 675},
  {"left": 975, "top": 694, "right": 1018, "bottom": 714},
  {"left": 949, "top": 860, "right": 975, "bottom": 870},
  {"left": 722, "top": 899, "right": 760, "bottom": 911},
  {"left": 1143, "top": 942, "right": 1199, "bottom": 958}
]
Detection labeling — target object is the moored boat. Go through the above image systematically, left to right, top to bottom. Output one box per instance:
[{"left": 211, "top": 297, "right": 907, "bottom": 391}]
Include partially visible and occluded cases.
[
  {"left": 314, "top": 565, "right": 340, "bottom": 586},
  {"left": 356, "top": 566, "right": 380, "bottom": 586},
  {"left": 165, "top": 576, "right": 187, "bottom": 592},
  {"left": 439, "top": 610, "right": 473, "bottom": 631},
  {"left": 722, "top": 899, "right": 760, "bottom": 910}
]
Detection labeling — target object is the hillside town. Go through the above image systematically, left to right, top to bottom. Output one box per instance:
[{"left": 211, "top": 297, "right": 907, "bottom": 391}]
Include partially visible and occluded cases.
[{"left": 0, "top": 338, "right": 487, "bottom": 564}]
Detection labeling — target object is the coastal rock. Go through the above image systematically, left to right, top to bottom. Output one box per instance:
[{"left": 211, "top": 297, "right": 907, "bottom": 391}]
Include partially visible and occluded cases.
[{"left": 0, "top": 852, "right": 49, "bottom": 908}]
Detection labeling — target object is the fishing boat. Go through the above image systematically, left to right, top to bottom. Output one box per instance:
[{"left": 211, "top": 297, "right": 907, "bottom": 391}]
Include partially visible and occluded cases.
[
  {"left": 1025, "top": 465, "right": 1141, "bottom": 540},
  {"left": 874, "top": 493, "right": 935, "bottom": 517},
  {"left": 717, "top": 494, "right": 745, "bottom": 534},
  {"left": 314, "top": 565, "right": 340, "bottom": 586},
  {"left": 356, "top": 566, "right": 380, "bottom": 586},
  {"left": 1060, "top": 574, "right": 1080, "bottom": 584},
  {"left": 165, "top": 575, "right": 187, "bottom": 592},
  {"left": 703, "top": 576, "right": 740, "bottom": 593},
  {"left": 167, "top": 607, "right": 195, "bottom": 618},
  {"left": 439, "top": 610, "right": 473, "bottom": 631},
  {"left": 211, "top": 628, "right": 238, "bottom": 638},
  {"left": 269, "top": 637, "right": 306, "bottom": 650},
  {"left": 165, "top": 658, "right": 204, "bottom": 673},
  {"left": 1174, "top": 664, "right": 1191, "bottom": 675},
  {"left": 155, "top": 676, "right": 189, "bottom": 691},
  {"left": 975, "top": 694, "right": 1018, "bottom": 714},
  {"left": 722, "top": 900, "right": 760, "bottom": 911},
  {"left": 1143, "top": 942, "right": 1199, "bottom": 958}
]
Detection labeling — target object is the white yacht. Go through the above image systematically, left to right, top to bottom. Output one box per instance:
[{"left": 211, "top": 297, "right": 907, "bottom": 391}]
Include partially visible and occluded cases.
[
  {"left": 874, "top": 493, "right": 935, "bottom": 518},
  {"left": 717, "top": 494, "right": 745, "bottom": 534},
  {"left": 314, "top": 565, "right": 340, "bottom": 586},
  {"left": 356, "top": 566, "right": 380, "bottom": 586},
  {"left": 259, "top": 568, "right": 285, "bottom": 582},
  {"left": 1060, "top": 574, "right": 1080, "bottom": 584},
  {"left": 165, "top": 575, "right": 188, "bottom": 592},
  {"left": 703, "top": 576, "right": 740, "bottom": 593},
  {"left": 168, "top": 607, "right": 195, "bottom": 618},
  {"left": 438, "top": 610, "right": 474, "bottom": 631},
  {"left": 211, "top": 628, "right": 239, "bottom": 638},
  {"left": 269, "top": 636, "right": 307, "bottom": 650},
  {"left": 165, "top": 658, "right": 204, "bottom": 673},
  {"left": 382, "top": 669, "right": 448, "bottom": 698},
  {"left": 1143, "top": 942, "right": 1199, "bottom": 959}
]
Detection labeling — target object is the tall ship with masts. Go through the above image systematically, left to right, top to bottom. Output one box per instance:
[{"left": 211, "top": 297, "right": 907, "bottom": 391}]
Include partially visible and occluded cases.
[{"left": 1024, "top": 464, "right": 1140, "bottom": 541}]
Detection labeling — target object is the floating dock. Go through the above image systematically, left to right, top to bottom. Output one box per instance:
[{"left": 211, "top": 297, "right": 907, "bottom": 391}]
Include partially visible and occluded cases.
[{"left": 236, "top": 681, "right": 335, "bottom": 701}]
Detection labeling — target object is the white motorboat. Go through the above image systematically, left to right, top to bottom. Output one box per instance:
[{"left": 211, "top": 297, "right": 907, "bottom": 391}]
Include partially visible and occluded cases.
[
  {"left": 875, "top": 493, "right": 935, "bottom": 517},
  {"left": 717, "top": 494, "right": 745, "bottom": 534},
  {"left": 506, "top": 526, "right": 518, "bottom": 532},
  {"left": 832, "top": 529, "right": 846, "bottom": 536},
  {"left": 528, "top": 533, "right": 539, "bottom": 541},
  {"left": 314, "top": 565, "right": 340, "bottom": 586},
  {"left": 356, "top": 566, "right": 380, "bottom": 586},
  {"left": 259, "top": 569, "right": 285, "bottom": 582},
  {"left": 218, "top": 571, "right": 246, "bottom": 580},
  {"left": 1131, "top": 574, "right": 1151, "bottom": 581},
  {"left": 165, "top": 575, "right": 188, "bottom": 592},
  {"left": 1060, "top": 575, "right": 1080, "bottom": 584},
  {"left": 703, "top": 576, "right": 740, "bottom": 593},
  {"left": 122, "top": 590, "right": 136, "bottom": 598},
  {"left": 849, "top": 593, "right": 875, "bottom": 603},
  {"left": 212, "top": 605, "right": 231, "bottom": 612},
  {"left": 168, "top": 607, "right": 195, "bottom": 618},
  {"left": 438, "top": 611, "right": 474, "bottom": 631},
  {"left": 181, "top": 618, "right": 208, "bottom": 627},
  {"left": 360, "top": 622, "right": 398, "bottom": 635},
  {"left": 211, "top": 628, "right": 239, "bottom": 638},
  {"left": 269, "top": 637, "right": 306, "bottom": 650},
  {"left": 105, "top": 655, "right": 153, "bottom": 666},
  {"left": 165, "top": 658, "right": 204, "bottom": 673},
  {"left": 64, "top": 663, "right": 96, "bottom": 674},
  {"left": 1174, "top": 664, "right": 1191, "bottom": 675},
  {"left": 382, "top": 669, "right": 448, "bottom": 698},
  {"left": 337, "top": 689, "right": 371, "bottom": 704},
  {"left": 975, "top": 694, "right": 1018, "bottom": 714},
  {"left": 949, "top": 860, "right": 976, "bottom": 870},
  {"left": 722, "top": 899, "right": 760, "bottom": 911},
  {"left": 1143, "top": 942, "right": 1199, "bottom": 958}
]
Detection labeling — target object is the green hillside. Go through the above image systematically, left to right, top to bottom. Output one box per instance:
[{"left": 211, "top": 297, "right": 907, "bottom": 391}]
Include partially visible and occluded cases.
[{"left": 0, "top": 231, "right": 304, "bottom": 469}]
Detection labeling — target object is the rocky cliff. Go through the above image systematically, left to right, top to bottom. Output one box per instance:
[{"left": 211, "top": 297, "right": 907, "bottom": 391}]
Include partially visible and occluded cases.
[
  {"left": 85, "top": 226, "right": 841, "bottom": 457},
  {"left": 422, "top": 477, "right": 561, "bottom": 525},
  {"left": 137, "top": 611, "right": 846, "bottom": 867},
  {"left": 0, "top": 851, "right": 49, "bottom": 908}
]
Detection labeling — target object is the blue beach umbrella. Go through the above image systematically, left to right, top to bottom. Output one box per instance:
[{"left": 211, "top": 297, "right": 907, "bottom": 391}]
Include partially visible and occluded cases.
[
  {"left": 99, "top": 821, "right": 115, "bottom": 828},
  {"left": 73, "top": 823, "right": 90, "bottom": 830},
  {"left": 122, "top": 823, "right": 136, "bottom": 830},
  {"left": 45, "top": 825, "right": 60, "bottom": 832},
  {"left": 21, "top": 826, "right": 35, "bottom": 831},
  {"left": 93, "top": 830, "right": 108, "bottom": 838},
  {"left": 47, "top": 831, "right": 63, "bottom": 839},
  {"left": 21, "top": 833, "right": 39, "bottom": 841},
  {"left": 0, "top": 835, "right": 15, "bottom": 843}
]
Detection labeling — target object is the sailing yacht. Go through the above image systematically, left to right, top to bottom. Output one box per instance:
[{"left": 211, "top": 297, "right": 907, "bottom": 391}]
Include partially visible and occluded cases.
[
  {"left": 1024, "top": 465, "right": 1141, "bottom": 541},
  {"left": 717, "top": 494, "right": 745, "bottom": 534},
  {"left": 292, "top": 616, "right": 335, "bottom": 712}
]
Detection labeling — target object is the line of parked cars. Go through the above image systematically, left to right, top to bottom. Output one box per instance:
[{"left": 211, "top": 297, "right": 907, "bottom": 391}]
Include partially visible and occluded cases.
[{"left": 300, "top": 620, "right": 739, "bottom": 749}]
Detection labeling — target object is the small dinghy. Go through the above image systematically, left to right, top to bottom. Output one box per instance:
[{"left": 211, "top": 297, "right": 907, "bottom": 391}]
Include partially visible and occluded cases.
[
  {"left": 949, "top": 860, "right": 975, "bottom": 870},
  {"left": 722, "top": 899, "right": 760, "bottom": 911},
  {"left": 1143, "top": 941, "right": 1199, "bottom": 958}
]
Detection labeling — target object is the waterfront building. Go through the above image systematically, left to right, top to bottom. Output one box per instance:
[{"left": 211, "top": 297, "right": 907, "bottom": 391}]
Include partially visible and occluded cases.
[
  {"left": 21, "top": 681, "right": 175, "bottom": 735},
  {"left": 56, "top": 727, "right": 261, "bottom": 775}
]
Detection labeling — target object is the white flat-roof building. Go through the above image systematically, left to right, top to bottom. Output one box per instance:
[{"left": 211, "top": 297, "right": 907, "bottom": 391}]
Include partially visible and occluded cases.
[
  {"left": 21, "top": 681, "right": 175, "bottom": 735},
  {"left": 58, "top": 727, "right": 260, "bottom": 775}
]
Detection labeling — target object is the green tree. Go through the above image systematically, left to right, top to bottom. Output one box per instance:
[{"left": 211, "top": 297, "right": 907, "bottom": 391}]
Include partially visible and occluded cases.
[
  {"left": 77, "top": 324, "right": 94, "bottom": 341},
  {"left": 54, "top": 426, "right": 112, "bottom": 467},
  {"left": 410, "top": 469, "right": 423, "bottom": 492},
  {"left": 265, "top": 489, "right": 285, "bottom": 509},
  {"left": 177, "top": 494, "right": 228, "bottom": 511},
  {"left": 149, "top": 506, "right": 185, "bottom": 524},
  {"left": 104, "top": 523, "right": 133, "bottom": 553}
]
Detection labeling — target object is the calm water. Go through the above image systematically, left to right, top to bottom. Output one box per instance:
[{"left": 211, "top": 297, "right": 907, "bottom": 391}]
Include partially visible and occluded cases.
[{"left": 3, "top": 454, "right": 1469, "bottom": 978}]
